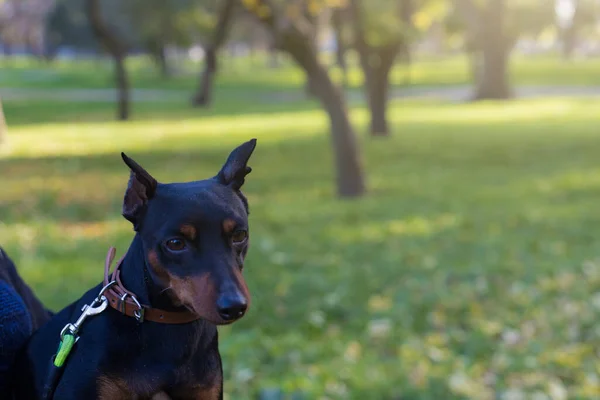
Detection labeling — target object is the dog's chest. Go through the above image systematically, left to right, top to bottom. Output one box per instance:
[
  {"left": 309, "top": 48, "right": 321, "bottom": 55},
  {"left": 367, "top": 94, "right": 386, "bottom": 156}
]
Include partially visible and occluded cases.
[
  {"left": 100, "top": 323, "right": 222, "bottom": 398},
  {"left": 97, "top": 356, "right": 222, "bottom": 399}
]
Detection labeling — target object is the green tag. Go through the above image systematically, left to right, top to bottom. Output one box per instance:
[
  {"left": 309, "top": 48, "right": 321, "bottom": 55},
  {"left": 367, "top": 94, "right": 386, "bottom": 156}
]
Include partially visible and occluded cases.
[{"left": 54, "top": 334, "right": 76, "bottom": 367}]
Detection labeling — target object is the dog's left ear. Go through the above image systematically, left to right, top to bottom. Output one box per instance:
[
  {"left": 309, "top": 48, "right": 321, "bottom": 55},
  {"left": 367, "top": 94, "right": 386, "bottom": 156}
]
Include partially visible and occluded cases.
[
  {"left": 217, "top": 139, "right": 257, "bottom": 191},
  {"left": 121, "top": 152, "right": 158, "bottom": 226}
]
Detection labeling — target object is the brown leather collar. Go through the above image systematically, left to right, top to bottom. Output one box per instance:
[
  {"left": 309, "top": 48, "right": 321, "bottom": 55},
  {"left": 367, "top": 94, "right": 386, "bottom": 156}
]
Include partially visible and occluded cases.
[{"left": 103, "top": 247, "right": 200, "bottom": 324}]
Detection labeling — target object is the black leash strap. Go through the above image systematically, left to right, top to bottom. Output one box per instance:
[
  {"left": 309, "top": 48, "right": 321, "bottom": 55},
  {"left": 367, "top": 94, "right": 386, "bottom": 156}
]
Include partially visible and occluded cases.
[{"left": 41, "top": 356, "right": 64, "bottom": 400}]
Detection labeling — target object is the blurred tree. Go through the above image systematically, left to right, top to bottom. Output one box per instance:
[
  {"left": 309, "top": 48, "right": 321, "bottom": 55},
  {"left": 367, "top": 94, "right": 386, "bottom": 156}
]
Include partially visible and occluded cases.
[
  {"left": 45, "top": 0, "right": 98, "bottom": 59},
  {"left": 45, "top": 0, "right": 141, "bottom": 59},
  {"left": 48, "top": 0, "right": 201, "bottom": 77},
  {"left": 49, "top": 0, "right": 264, "bottom": 108},
  {"left": 86, "top": 0, "right": 130, "bottom": 120},
  {"left": 125, "top": 0, "right": 201, "bottom": 78},
  {"left": 128, "top": 0, "right": 248, "bottom": 107},
  {"left": 191, "top": 0, "right": 237, "bottom": 107},
  {"left": 242, "top": 0, "right": 366, "bottom": 197},
  {"left": 345, "top": 0, "right": 448, "bottom": 136},
  {"left": 349, "top": 0, "right": 416, "bottom": 137},
  {"left": 455, "top": 0, "right": 555, "bottom": 100},
  {"left": 455, "top": 0, "right": 512, "bottom": 99},
  {"left": 556, "top": 0, "right": 600, "bottom": 60},
  {"left": 557, "top": 0, "right": 578, "bottom": 59},
  {"left": 126, "top": 1, "right": 175, "bottom": 78},
  {"left": 224, "top": 10, "right": 273, "bottom": 67}
]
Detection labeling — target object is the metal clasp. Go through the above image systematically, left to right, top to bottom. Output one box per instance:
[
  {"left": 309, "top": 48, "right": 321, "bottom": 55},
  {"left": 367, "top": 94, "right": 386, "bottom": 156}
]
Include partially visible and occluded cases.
[{"left": 59, "top": 282, "right": 115, "bottom": 342}]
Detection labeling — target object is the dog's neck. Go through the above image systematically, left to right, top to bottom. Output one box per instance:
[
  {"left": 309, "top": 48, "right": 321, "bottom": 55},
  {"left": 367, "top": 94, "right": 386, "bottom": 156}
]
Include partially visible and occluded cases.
[{"left": 118, "top": 235, "right": 185, "bottom": 312}]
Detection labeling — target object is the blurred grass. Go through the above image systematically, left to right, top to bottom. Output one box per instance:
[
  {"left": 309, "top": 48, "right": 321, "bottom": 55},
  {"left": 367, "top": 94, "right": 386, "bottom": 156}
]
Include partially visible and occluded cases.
[
  {"left": 1, "top": 53, "right": 600, "bottom": 92},
  {"left": 2, "top": 56, "right": 600, "bottom": 399}
]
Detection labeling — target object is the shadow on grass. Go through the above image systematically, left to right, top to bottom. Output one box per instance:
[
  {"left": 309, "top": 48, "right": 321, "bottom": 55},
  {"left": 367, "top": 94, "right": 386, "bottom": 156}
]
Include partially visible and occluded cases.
[{"left": 2, "top": 92, "right": 325, "bottom": 127}]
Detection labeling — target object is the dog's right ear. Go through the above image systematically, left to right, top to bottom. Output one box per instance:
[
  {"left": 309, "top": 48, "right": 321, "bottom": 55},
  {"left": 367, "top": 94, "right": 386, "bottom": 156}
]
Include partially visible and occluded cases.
[
  {"left": 217, "top": 139, "right": 257, "bottom": 191},
  {"left": 121, "top": 152, "right": 158, "bottom": 227}
]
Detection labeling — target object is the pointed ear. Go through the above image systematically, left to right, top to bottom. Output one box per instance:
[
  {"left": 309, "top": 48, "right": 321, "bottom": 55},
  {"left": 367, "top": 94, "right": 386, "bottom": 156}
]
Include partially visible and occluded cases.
[
  {"left": 217, "top": 139, "right": 257, "bottom": 191},
  {"left": 121, "top": 152, "right": 158, "bottom": 226}
]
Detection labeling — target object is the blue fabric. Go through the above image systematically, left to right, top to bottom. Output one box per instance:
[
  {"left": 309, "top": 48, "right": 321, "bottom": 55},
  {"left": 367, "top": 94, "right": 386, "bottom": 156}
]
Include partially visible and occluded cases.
[{"left": 0, "top": 281, "right": 32, "bottom": 394}]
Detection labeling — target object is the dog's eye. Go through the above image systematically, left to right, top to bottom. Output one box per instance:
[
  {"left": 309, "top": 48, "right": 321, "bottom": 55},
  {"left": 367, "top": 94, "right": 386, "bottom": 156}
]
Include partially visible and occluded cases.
[
  {"left": 231, "top": 230, "right": 248, "bottom": 243},
  {"left": 165, "top": 238, "right": 186, "bottom": 251}
]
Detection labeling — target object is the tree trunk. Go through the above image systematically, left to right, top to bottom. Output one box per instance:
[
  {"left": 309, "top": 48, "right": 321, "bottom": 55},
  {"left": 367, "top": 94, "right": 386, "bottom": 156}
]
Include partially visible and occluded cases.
[
  {"left": 86, "top": 0, "right": 130, "bottom": 120},
  {"left": 191, "top": 0, "right": 236, "bottom": 108},
  {"left": 350, "top": 0, "right": 410, "bottom": 137},
  {"left": 473, "top": 0, "right": 512, "bottom": 100},
  {"left": 247, "top": 1, "right": 366, "bottom": 197},
  {"left": 280, "top": 34, "right": 365, "bottom": 197},
  {"left": 155, "top": 44, "right": 170, "bottom": 78},
  {"left": 355, "top": 44, "right": 398, "bottom": 137},
  {"left": 475, "top": 45, "right": 511, "bottom": 100},
  {"left": 192, "top": 47, "right": 216, "bottom": 107},
  {"left": 363, "top": 48, "right": 398, "bottom": 137},
  {"left": 359, "top": 54, "right": 392, "bottom": 136},
  {"left": 310, "top": 65, "right": 366, "bottom": 197},
  {"left": 367, "top": 65, "right": 390, "bottom": 136}
]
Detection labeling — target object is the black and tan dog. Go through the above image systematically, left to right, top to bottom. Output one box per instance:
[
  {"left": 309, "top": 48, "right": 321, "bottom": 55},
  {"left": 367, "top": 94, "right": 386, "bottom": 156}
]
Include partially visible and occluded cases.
[{"left": 13, "top": 139, "right": 257, "bottom": 399}]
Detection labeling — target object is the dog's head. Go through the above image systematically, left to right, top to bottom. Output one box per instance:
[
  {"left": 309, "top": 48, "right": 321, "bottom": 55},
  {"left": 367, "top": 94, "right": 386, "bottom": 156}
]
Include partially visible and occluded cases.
[{"left": 120, "top": 139, "right": 256, "bottom": 325}]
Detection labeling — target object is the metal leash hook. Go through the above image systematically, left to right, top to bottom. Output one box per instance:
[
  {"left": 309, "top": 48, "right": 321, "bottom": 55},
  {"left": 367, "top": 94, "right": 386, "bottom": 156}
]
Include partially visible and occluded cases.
[
  {"left": 59, "top": 281, "right": 116, "bottom": 342},
  {"left": 59, "top": 297, "right": 107, "bottom": 342}
]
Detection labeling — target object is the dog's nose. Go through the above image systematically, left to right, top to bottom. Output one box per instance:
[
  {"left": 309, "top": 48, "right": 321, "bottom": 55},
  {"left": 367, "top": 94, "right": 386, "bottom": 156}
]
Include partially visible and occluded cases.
[{"left": 216, "top": 294, "right": 248, "bottom": 321}]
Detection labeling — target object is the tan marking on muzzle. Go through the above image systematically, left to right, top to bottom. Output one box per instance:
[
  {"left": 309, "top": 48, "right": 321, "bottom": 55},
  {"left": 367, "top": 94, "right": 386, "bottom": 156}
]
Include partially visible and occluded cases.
[
  {"left": 147, "top": 250, "right": 170, "bottom": 284},
  {"left": 147, "top": 250, "right": 250, "bottom": 324},
  {"left": 169, "top": 272, "right": 224, "bottom": 323}
]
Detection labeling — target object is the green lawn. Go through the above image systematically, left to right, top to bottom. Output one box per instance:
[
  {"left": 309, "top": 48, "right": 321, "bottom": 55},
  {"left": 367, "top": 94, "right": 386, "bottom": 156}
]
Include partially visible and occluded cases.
[
  {"left": 1, "top": 53, "right": 600, "bottom": 93},
  {"left": 2, "top": 57, "right": 600, "bottom": 399}
]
